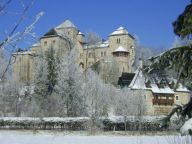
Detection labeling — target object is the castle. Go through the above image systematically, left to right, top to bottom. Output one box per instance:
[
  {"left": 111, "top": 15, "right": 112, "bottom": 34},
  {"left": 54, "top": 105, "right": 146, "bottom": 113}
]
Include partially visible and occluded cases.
[
  {"left": 12, "top": 20, "right": 136, "bottom": 84},
  {"left": 12, "top": 20, "right": 190, "bottom": 115}
]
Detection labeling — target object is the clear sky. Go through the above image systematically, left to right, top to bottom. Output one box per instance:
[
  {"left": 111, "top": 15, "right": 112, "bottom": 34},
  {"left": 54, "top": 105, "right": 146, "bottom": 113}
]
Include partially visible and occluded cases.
[{"left": 0, "top": 0, "right": 190, "bottom": 49}]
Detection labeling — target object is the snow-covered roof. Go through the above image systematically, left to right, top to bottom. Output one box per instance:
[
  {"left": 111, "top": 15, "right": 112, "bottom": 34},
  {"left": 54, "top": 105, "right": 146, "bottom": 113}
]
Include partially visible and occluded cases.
[
  {"left": 56, "top": 19, "right": 77, "bottom": 29},
  {"left": 109, "top": 26, "right": 128, "bottom": 36},
  {"left": 78, "top": 31, "right": 84, "bottom": 36},
  {"left": 85, "top": 40, "right": 109, "bottom": 49},
  {"left": 31, "top": 42, "right": 40, "bottom": 47},
  {"left": 113, "top": 46, "right": 128, "bottom": 52},
  {"left": 13, "top": 51, "right": 33, "bottom": 55},
  {"left": 129, "top": 69, "right": 189, "bottom": 94},
  {"left": 129, "top": 69, "right": 147, "bottom": 89},
  {"left": 150, "top": 84, "right": 175, "bottom": 94},
  {"left": 176, "top": 84, "right": 189, "bottom": 92}
]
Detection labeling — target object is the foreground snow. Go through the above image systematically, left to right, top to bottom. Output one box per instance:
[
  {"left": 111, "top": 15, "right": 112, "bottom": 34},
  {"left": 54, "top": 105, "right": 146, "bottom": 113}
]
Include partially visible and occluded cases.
[
  {"left": 180, "top": 118, "right": 192, "bottom": 135},
  {"left": 0, "top": 130, "right": 191, "bottom": 144}
]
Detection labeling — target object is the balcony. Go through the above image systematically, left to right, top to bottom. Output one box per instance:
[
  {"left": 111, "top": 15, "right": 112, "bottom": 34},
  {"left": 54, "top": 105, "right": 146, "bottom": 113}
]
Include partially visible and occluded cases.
[{"left": 153, "top": 99, "right": 174, "bottom": 106}]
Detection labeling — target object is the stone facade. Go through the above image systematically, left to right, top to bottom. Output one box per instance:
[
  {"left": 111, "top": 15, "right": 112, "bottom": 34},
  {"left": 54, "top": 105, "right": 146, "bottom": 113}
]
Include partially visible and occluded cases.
[{"left": 12, "top": 20, "right": 135, "bottom": 84}]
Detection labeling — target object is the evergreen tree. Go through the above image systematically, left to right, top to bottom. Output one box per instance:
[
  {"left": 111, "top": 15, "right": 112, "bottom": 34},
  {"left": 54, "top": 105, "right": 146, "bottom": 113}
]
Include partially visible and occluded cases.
[
  {"left": 145, "top": 2, "right": 192, "bottom": 130},
  {"left": 45, "top": 46, "right": 58, "bottom": 94}
]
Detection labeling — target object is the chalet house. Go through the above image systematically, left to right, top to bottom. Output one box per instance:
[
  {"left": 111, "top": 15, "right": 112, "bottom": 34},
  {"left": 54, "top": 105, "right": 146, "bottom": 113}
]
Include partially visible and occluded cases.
[{"left": 118, "top": 66, "right": 190, "bottom": 115}]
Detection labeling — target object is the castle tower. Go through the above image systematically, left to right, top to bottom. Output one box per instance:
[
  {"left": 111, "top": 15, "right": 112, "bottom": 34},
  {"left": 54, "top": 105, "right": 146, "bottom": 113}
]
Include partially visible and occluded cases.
[
  {"left": 55, "top": 19, "right": 79, "bottom": 41},
  {"left": 108, "top": 27, "right": 135, "bottom": 73},
  {"left": 77, "top": 31, "right": 85, "bottom": 43}
]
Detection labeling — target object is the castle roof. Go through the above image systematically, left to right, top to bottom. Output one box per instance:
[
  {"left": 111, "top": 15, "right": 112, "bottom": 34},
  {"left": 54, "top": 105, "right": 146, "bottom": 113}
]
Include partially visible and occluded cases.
[
  {"left": 56, "top": 19, "right": 77, "bottom": 29},
  {"left": 109, "top": 26, "right": 128, "bottom": 36},
  {"left": 43, "top": 28, "right": 58, "bottom": 37},
  {"left": 78, "top": 31, "right": 84, "bottom": 36},
  {"left": 114, "top": 46, "right": 128, "bottom": 52}
]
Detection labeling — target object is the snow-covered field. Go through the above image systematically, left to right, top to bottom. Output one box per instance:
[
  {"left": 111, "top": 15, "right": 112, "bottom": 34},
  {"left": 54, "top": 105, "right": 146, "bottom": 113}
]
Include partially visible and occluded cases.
[{"left": 0, "top": 130, "right": 191, "bottom": 144}]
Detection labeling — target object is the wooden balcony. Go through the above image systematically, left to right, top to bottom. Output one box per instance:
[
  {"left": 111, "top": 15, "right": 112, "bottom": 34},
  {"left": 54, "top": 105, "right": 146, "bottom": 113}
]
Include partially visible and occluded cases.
[{"left": 153, "top": 99, "right": 174, "bottom": 106}]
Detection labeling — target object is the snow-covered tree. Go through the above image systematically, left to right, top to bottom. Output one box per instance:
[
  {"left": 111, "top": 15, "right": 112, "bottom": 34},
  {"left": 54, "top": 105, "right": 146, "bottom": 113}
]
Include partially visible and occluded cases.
[
  {"left": 0, "top": 0, "right": 43, "bottom": 81},
  {"left": 55, "top": 48, "right": 86, "bottom": 117},
  {"left": 84, "top": 69, "right": 113, "bottom": 132},
  {"left": 115, "top": 88, "right": 146, "bottom": 131}
]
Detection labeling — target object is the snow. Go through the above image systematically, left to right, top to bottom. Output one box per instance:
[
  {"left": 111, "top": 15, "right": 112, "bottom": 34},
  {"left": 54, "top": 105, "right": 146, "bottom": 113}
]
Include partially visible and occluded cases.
[
  {"left": 56, "top": 19, "right": 77, "bottom": 29},
  {"left": 110, "top": 27, "right": 128, "bottom": 36},
  {"left": 78, "top": 31, "right": 84, "bottom": 35},
  {"left": 85, "top": 41, "right": 109, "bottom": 49},
  {"left": 31, "top": 42, "right": 40, "bottom": 47},
  {"left": 113, "top": 46, "right": 128, "bottom": 52},
  {"left": 13, "top": 51, "right": 33, "bottom": 55},
  {"left": 129, "top": 69, "right": 188, "bottom": 94},
  {"left": 129, "top": 69, "right": 147, "bottom": 89},
  {"left": 150, "top": 84, "right": 175, "bottom": 94},
  {"left": 176, "top": 84, "right": 189, "bottom": 92},
  {"left": 105, "top": 115, "right": 165, "bottom": 123},
  {"left": 0, "top": 117, "right": 89, "bottom": 123},
  {"left": 180, "top": 118, "right": 192, "bottom": 135},
  {"left": 0, "top": 130, "right": 188, "bottom": 144}
]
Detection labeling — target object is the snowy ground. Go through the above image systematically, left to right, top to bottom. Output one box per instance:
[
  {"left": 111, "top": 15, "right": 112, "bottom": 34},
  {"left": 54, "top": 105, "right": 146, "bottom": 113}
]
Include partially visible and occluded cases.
[{"left": 0, "top": 130, "right": 190, "bottom": 144}]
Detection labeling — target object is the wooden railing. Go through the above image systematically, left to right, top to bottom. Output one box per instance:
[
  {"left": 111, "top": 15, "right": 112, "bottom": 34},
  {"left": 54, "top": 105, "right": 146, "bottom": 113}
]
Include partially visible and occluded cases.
[{"left": 153, "top": 99, "right": 174, "bottom": 106}]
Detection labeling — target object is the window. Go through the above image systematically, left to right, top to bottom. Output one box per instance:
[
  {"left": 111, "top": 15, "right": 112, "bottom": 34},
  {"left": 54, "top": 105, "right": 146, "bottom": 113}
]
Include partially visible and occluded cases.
[
  {"left": 117, "top": 38, "right": 120, "bottom": 44},
  {"left": 52, "top": 40, "right": 56, "bottom": 44},
  {"left": 44, "top": 41, "right": 47, "bottom": 46},
  {"left": 104, "top": 51, "right": 106, "bottom": 56},
  {"left": 101, "top": 52, "right": 103, "bottom": 57},
  {"left": 80, "top": 53, "right": 83, "bottom": 58},
  {"left": 89, "top": 53, "right": 91, "bottom": 58},
  {"left": 79, "top": 63, "right": 84, "bottom": 69},
  {"left": 175, "top": 95, "right": 179, "bottom": 101}
]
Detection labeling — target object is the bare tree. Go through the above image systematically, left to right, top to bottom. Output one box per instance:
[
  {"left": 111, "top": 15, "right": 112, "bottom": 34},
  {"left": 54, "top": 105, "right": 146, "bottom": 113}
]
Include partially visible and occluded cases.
[
  {"left": 0, "top": 0, "right": 43, "bottom": 81},
  {"left": 85, "top": 31, "right": 101, "bottom": 69}
]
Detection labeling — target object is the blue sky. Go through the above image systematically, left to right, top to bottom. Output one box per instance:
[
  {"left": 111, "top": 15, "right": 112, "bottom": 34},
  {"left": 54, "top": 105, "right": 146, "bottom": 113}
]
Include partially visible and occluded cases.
[{"left": 0, "top": 0, "right": 190, "bottom": 49}]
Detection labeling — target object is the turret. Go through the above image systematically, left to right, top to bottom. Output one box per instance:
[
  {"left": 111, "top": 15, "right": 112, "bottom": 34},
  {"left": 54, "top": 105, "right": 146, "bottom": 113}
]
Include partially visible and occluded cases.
[{"left": 77, "top": 31, "right": 85, "bottom": 43}]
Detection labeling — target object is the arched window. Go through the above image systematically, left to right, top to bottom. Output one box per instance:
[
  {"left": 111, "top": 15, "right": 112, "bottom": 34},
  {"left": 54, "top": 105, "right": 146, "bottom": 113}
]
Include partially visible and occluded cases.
[{"left": 79, "top": 63, "right": 84, "bottom": 69}]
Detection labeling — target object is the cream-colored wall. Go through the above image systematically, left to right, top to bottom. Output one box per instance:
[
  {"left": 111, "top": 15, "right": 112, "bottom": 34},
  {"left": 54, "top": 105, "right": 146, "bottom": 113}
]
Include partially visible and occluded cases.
[
  {"left": 13, "top": 26, "right": 136, "bottom": 84},
  {"left": 12, "top": 53, "right": 33, "bottom": 84},
  {"left": 131, "top": 89, "right": 190, "bottom": 116},
  {"left": 174, "top": 91, "right": 190, "bottom": 105}
]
